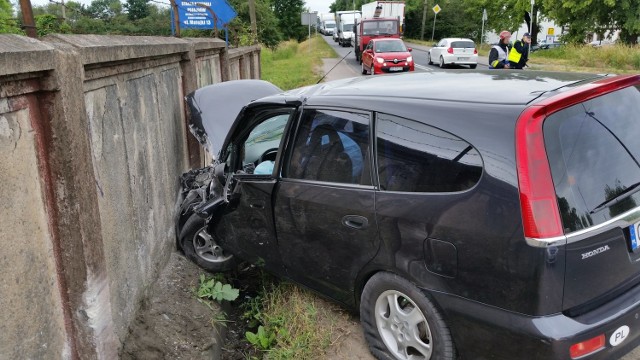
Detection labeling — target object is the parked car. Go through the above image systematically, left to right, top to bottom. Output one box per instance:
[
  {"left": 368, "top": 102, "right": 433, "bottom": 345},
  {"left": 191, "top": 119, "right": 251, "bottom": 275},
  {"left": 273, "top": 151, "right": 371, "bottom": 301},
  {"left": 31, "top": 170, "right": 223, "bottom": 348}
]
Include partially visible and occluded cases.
[
  {"left": 361, "top": 38, "right": 414, "bottom": 75},
  {"left": 428, "top": 38, "right": 478, "bottom": 69},
  {"left": 531, "top": 42, "right": 564, "bottom": 52},
  {"left": 177, "top": 73, "right": 640, "bottom": 360}
]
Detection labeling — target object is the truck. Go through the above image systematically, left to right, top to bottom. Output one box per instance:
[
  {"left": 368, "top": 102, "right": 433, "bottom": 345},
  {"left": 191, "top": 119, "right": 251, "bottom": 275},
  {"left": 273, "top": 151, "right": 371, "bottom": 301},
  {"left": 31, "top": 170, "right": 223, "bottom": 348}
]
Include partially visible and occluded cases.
[
  {"left": 354, "top": 1, "right": 405, "bottom": 62},
  {"left": 334, "top": 10, "right": 361, "bottom": 46},
  {"left": 322, "top": 20, "right": 336, "bottom": 36}
]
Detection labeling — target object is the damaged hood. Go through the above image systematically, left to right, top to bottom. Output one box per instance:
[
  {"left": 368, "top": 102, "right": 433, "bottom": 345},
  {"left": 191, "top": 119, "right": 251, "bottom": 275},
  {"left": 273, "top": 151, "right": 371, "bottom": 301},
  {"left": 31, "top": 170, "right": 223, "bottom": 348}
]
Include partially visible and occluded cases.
[{"left": 185, "top": 80, "right": 282, "bottom": 159}]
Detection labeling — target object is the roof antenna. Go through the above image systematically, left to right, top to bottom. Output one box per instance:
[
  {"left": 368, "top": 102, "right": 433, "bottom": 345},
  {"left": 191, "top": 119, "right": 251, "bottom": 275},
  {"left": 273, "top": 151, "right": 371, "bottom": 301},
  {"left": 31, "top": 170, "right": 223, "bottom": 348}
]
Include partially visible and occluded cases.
[{"left": 317, "top": 51, "right": 353, "bottom": 84}]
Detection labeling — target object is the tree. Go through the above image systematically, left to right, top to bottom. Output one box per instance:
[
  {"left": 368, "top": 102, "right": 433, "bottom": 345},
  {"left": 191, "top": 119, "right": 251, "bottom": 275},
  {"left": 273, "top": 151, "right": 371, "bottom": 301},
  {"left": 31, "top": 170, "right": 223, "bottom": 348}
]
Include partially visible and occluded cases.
[
  {"left": 0, "top": 0, "right": 22, "bottom": 34},
  {"left": 87, "top": 0, "right": 123, "bottom": 21},
  {"left": 124, "top": 0, "right": 150, "bottom": 21},
  {"left": 227, "top": 0, "right": 282, "bottom": 48},
  {"left": 272, "top": 0, "right": 306, "bottom": 41},
  {"left": 542, "top": 0, "right": 640, "bottom": 44},
  {"left": 35, "top": 13, "right": 71, "bottom": 36}
]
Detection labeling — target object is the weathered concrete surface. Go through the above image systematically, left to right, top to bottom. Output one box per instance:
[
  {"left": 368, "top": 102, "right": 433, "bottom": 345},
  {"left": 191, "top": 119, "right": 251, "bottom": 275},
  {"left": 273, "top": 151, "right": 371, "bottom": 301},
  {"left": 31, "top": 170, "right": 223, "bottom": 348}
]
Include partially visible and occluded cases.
[
  {"left": 0, "top": 34, "right": 261, "bottom": 359},
  {"left": 0, "top": 34, "right": 55, "bottom": 76},
  {"left": 0, "top": 97, "right": 69, "bottom": 359}
]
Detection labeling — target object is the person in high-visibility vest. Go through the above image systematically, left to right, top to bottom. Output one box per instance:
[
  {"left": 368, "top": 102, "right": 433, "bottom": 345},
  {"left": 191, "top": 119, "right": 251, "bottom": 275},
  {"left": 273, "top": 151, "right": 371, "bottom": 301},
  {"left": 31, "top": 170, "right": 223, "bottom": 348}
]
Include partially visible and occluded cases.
[
  {"left": 489, "top": 31, "right": 511, "bottom": 69},
  {"left": 508, "top": 32, "right": 531, "bottom": 69}
]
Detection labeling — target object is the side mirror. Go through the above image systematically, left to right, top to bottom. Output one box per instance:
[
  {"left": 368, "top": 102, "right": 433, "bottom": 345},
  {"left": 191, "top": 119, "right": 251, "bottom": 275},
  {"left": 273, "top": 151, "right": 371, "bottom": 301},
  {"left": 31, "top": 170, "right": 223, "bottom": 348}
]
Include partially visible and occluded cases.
[{"left": 408, "top": 47, "right": 413, "bottom": 52}]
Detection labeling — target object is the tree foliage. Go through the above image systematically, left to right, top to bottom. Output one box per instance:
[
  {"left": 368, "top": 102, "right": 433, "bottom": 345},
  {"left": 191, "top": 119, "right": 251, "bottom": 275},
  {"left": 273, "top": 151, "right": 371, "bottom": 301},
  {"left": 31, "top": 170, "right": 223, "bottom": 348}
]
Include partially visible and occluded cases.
[
  {"left": 0, "top": 0, "right": 22, "bottom": 34},
  {"left": 124, "top": 0, "right": 149, "bottom": 20},
  {"left": 272, "top": 0, "right": 307, "bottom": 41},
  {"left": 542, "top": 0, "right": 640, "bottom": 44}
]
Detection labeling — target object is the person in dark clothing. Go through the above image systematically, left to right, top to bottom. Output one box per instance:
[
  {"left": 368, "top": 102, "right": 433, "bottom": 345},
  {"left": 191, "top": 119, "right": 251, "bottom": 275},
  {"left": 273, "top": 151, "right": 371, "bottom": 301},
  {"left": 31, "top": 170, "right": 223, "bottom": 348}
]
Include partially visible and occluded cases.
[
  {"left": 489, "top": 31, "right": 511, "bottom": 69},
  {"left": 508, "top": 33, "right": 531, "bottom": 69}
]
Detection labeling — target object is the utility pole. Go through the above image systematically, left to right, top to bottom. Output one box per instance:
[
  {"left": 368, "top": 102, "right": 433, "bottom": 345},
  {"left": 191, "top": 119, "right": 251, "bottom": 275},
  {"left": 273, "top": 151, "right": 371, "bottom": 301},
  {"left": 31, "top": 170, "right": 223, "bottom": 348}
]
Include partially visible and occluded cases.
[
  {"left": 19, "top": 0, "right": 37, "bottom": 38},
  {"left": 61, "top": 0, "right": 65, "bottom": 20},
  {"left": 169, "top": 0, "right": 180, "bottom": 37},
  {"left": 248, "top": 0, "right": 257, "bottom": 44},
  {"left": 420, "top": 0, "right": 427, "bottom": 41},
  {"left": 529, "top": 0, "right": 534, "bottom": 56}
]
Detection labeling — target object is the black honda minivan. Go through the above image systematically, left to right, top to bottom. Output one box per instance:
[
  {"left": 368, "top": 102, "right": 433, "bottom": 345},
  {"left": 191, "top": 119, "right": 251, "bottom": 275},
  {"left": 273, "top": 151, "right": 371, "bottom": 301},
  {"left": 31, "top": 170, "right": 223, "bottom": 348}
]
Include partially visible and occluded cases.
[{"left": 176, "top": 72, "right": 640, "bottom": 359}]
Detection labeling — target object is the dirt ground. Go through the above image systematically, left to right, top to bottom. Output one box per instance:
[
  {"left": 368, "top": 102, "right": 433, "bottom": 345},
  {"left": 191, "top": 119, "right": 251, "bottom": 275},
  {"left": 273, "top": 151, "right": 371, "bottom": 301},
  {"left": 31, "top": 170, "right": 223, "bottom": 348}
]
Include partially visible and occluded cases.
[{"left": 121, "top": 252, "right": 374, "bottom": 360}]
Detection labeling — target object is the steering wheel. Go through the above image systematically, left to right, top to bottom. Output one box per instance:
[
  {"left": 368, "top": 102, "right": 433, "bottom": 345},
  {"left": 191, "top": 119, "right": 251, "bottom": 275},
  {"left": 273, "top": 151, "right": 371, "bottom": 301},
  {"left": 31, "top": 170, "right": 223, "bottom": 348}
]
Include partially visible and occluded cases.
[{"left": 258, "top": 148, "right": 279, "bottom": 164}]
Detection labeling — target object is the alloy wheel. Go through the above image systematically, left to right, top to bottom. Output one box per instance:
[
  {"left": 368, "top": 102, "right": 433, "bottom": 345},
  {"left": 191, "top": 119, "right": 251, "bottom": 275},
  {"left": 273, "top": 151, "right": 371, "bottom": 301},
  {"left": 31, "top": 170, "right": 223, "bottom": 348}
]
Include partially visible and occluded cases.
[
  {"left": 192, "top": 227, "right": 233, "bottom": 264},
  {"left": 375, "top": 289, "right": 433, "bottom": 359}
]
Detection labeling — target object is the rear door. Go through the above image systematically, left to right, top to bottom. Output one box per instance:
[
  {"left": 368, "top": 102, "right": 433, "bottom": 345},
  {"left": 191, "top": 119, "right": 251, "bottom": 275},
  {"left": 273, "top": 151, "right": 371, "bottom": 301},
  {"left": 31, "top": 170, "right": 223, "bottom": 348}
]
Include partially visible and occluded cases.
[
  {"left": 451, "top": 40, "right": 475, "bottom": 60},
  {"left": 543, "top": 84, "right": 640, "bottom": 313},
  {"left": 274, "top": 108, "right": 379, "bottom": 304}
]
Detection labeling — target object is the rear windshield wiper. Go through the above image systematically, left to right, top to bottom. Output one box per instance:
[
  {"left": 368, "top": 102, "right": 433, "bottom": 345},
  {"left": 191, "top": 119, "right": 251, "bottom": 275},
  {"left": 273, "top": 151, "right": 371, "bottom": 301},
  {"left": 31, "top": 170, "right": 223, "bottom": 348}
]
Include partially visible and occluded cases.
[{"left": 590, "top": 181, "right": 640, "bottom": 214}]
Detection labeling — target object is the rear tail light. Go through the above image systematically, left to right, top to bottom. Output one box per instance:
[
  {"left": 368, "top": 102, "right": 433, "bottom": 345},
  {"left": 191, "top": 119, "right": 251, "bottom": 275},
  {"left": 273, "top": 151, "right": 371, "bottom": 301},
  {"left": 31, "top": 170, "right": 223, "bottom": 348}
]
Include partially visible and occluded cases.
[
  {"left": 447, "top": 47, "right": 453, "bottom": 54},
  {"left": 474, "top": 48, "right": 478, "bottom": 54},
  {"left": 515, "top": 106, "right": 564, "bottom": 239},
  {"left": 570, "top": 335, "right": 605, "bottom": 359}
]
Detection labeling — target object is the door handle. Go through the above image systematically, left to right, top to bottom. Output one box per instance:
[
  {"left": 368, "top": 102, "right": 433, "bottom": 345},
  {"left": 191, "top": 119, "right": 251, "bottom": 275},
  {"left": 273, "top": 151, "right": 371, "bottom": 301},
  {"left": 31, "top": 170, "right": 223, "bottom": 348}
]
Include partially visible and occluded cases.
[{"left": 342, "top": 215, "right": 369, "bottom": 230}]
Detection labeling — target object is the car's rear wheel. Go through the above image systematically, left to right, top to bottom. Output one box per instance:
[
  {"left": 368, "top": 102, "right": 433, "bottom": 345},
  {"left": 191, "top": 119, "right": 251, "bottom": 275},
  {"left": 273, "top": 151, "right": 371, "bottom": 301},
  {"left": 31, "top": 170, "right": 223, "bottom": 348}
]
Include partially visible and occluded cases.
[
  {"left": 427, "top": 52, "right": 433, "bottom": 65},
  {"left": 439, "top": 56, "right": 445, "bottom": 68},
  {"left": 470, "top": 64, "right": 477, "bottom": 69},
  {"left": 180, "top": 213, "right": 235, "bottom": 272},
  {"left": 360, "top": 272, "right": 456, "bottom": 360}
]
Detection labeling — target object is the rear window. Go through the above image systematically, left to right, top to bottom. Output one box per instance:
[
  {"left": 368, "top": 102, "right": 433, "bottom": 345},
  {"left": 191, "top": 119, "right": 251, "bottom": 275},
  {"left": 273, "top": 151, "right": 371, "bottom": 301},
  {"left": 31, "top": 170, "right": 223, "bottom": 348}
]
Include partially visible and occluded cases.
[
  {"left": 451, "top": 41, "right": 475, "bottom": 48},
  {"left": 544, "top": 85, "right": 640, "bottom": 233}
]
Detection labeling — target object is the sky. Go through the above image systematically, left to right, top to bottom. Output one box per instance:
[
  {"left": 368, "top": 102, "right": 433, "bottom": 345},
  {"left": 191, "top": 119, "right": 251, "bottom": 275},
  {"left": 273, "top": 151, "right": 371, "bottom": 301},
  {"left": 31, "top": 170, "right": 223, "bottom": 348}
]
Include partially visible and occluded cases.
[{"left": 305, "top": 0, "right": 331, "bottom": 15}]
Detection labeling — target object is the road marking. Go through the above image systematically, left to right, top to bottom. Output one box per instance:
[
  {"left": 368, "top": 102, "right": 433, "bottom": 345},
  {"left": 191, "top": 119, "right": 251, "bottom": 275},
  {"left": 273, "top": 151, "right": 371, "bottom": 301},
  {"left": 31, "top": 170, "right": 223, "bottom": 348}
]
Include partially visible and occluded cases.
[{"left": 415, "top": 64, "right": 432, "bottom": 71}]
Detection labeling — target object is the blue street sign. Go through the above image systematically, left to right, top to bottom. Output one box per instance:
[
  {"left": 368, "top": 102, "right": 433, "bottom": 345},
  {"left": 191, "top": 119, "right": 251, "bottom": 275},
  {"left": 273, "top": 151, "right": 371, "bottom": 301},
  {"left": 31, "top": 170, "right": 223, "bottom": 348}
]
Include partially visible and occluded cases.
[{"left": 176, "top": 0, "right": 237, "bottom": 30}]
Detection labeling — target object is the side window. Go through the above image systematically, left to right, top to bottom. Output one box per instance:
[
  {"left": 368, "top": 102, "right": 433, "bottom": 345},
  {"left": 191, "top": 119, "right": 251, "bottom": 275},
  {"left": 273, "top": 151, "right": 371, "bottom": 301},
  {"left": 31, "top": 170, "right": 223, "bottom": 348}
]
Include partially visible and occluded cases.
[
  {"left": 285, "top": 109, "right": 371, "bottom": 185},
  {"left": 240, "top": 113, "right": 289, "bottom": 175},
  {"left": 376, "top": 113, "right": 482, "bottom": 192}
]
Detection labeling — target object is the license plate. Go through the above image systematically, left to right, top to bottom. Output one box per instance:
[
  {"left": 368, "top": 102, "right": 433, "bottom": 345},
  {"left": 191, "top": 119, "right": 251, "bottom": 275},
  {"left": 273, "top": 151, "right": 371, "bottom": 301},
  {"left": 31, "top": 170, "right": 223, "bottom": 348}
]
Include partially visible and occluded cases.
[
  {"left": 457, "top": 57, "right": 469, "bottom": 61},
  {"left": 389, "top": 67, "right": 403, "bottom": 71},
  {"left": 629, "top": 222, "right": 640, "bottom": 252}
]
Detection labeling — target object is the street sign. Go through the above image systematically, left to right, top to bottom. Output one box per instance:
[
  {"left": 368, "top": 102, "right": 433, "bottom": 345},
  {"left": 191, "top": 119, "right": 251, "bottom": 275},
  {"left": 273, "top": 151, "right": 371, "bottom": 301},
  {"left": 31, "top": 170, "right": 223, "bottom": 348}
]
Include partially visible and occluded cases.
[
  {"left": 176, "top": 0, "right": 236, "bottom": 30},
  {"left": 433, "top": 4, "right": 441, "bottom": 14},
  {"left": 482, "top": 8, "right": 487, "bottom": 21},
  {"left": 301, "top": 12, "right": 318, "bottom": 26},
  {"left": 547, "top": 28, "right": 555, "bottom": 35}
]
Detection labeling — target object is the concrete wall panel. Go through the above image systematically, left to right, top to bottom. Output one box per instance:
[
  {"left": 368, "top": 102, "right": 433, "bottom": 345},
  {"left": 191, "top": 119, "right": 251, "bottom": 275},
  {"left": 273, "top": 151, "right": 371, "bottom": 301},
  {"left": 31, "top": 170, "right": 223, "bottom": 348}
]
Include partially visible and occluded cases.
[{"left": 0, "top": 98, "right": 68, "bottom": 359}]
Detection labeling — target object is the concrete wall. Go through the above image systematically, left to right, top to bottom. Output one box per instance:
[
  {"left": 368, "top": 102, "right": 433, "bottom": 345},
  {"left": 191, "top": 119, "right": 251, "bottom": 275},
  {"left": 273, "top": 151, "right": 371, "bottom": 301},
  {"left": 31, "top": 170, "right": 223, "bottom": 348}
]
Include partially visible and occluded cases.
[{"left": 0, "top": 34, "right": 261, "bottom": 359}]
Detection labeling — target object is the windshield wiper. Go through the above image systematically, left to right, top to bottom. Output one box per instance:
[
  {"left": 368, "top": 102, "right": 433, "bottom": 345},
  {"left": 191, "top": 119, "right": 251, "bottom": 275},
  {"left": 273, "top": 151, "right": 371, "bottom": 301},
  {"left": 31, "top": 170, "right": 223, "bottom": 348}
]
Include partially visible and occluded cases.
[{"left": 590, "top": 181, "right": 640, "bottom": 214}]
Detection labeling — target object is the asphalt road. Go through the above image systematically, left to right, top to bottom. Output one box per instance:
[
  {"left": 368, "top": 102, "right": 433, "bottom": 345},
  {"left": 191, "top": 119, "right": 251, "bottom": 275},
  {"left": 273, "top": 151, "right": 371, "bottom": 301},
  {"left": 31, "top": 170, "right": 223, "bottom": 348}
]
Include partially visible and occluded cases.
[{"left": 320, "top": 34, "right": 481, "bottom": 74}]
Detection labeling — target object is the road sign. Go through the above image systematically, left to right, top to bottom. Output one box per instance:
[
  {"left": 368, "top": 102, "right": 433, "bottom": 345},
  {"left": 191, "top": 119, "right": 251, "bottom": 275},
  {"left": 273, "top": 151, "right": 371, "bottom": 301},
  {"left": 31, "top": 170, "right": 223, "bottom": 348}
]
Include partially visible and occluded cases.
[
  {"left": 176, "top": 0, "right": 236, "bottom": 30},
  {"left": 433, "top": 4, "right": 441, "bottom": 14},
  {"left": 482, "top": 8, "right": 487, "bottom": 21},
  {"left": 301, "top": 12, "right": 317, "bottom": 26},
  {"left": 547, "top": 28, "right": 555, "bottom": 35}
]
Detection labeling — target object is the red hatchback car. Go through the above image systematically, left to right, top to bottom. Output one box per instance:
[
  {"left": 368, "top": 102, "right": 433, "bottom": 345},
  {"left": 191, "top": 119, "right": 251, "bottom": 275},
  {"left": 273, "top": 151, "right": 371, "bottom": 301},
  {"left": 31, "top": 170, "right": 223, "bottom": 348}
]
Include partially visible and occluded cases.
[{"left": 361, "top": 38, "right": 414, "bottom": 75}]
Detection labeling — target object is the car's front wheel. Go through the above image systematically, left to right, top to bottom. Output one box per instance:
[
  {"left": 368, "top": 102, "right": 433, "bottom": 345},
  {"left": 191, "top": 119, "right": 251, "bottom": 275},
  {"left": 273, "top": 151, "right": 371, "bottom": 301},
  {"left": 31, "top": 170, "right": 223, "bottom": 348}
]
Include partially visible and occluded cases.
[
  {"left": 427, "top": 52, "right": 433, "bottom": 65},
  {"left": 180, "top": 213, "right": 235, "bottom": 272},
  {"left": 360, "top": 272, "right": 456, "bottom": 360}
]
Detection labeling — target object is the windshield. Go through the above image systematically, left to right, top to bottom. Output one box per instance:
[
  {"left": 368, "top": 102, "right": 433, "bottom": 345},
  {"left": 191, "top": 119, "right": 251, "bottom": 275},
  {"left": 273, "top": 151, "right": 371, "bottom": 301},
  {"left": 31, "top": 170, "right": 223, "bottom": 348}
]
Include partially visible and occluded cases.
[
  {"left": 362, "top": 20, "right": 398, "bottom": 35},
  {"left": 325, "top": 23, "right": 335, "bottom": 28},
  {"left": 343, "top": 23, "right": 353, "bottom": 31},
  {"left": 375, "top": 40, "right": 407, "bottom": 53},
  {"left": 451, "top": 41, "right": 475, "bottom": 48}
]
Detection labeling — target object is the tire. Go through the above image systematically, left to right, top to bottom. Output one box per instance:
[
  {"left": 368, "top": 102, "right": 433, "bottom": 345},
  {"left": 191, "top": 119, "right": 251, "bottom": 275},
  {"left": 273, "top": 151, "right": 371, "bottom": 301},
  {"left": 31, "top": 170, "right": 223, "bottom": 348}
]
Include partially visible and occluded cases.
[
  {"left": 427, "top": 52, "right": 433, "bottom": 65},
  {"left": 439, "top": 56, "right": 445, "bottom": 69},
  {"left": 469, "top": 64, "right": 477, "bottom": 69},
  {"left": 180, "top": 213, "right": 236, "bottom": 272},
  {"left": 360, "top": 272, "right": 456, "bottom": 360}
]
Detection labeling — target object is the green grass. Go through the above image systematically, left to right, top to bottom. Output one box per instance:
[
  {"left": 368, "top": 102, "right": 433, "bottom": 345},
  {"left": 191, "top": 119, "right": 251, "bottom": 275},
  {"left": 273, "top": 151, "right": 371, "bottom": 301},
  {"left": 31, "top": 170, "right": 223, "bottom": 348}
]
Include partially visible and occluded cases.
[
  {"left": 261, "top": 35, "right": 338, "bottom": 90},
  {"left": 404, "top": 38, "right": 437, "bottom": 47},
  {"left": 529, "top": 44, "right": 640, "bottom": 72},
  {"left": 243, "top": 278, "right": 347, "bottom": 359}
]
